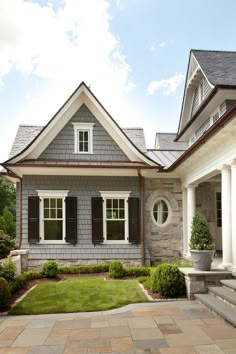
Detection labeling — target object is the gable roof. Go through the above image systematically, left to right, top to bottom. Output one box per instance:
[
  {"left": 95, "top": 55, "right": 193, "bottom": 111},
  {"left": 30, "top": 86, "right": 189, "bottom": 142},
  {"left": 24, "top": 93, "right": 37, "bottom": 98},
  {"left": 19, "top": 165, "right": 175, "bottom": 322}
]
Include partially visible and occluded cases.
[
  {"left": 192, "top": 49, "right": 236, "bottom": 86},
  {"left": 5, "top": 82, "right": 158, "bottom": 167},
  {"left": 9, "top": 125, "right": 147, "bottom": 158},
  {"left": 155, "top": 133, "right": 187, "bottom": 151}
]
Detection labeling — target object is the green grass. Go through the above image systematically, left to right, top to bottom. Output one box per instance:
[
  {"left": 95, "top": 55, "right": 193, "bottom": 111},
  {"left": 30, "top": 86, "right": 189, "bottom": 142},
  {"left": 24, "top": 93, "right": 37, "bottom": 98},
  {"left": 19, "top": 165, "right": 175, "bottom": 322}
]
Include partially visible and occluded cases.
[{"left": 9, "top": 277, "right": 148, "bottom": 315}]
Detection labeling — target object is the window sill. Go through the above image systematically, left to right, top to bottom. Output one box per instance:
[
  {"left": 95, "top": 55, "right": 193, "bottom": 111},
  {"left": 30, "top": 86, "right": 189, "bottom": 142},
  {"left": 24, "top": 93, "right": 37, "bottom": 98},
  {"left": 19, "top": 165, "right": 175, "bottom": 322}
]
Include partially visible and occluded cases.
[
  {"left": 73, "top": 152, "right": 95, "bottom": 155},
  {"left": 39, "top": 241, "right": 68, "bottom": 245},
  {"left": 103, "top": 241, "right": 130, "bottom": 245}
]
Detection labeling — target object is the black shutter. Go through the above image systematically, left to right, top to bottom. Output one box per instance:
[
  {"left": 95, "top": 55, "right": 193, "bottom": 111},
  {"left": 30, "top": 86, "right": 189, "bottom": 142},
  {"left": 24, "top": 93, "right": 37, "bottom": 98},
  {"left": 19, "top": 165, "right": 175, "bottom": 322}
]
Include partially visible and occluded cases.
[
  {"left": 28, "top": 196, "right": 40, "bottom": 243},
  {"left": 65, "top": 197, "right": 77, "bottom": 245},
  {"left": 92, "top": 197, "right": 103, "bottom": 244},
  {"left": 128, "top": 197, "right": 140, "bottom": 244}
]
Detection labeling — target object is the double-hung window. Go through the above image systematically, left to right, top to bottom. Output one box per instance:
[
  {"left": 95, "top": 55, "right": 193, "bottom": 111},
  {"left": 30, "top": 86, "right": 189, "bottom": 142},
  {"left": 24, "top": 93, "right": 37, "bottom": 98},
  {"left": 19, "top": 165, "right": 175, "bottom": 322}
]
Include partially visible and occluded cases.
[
  {"left": 72, "top": 123, "right": 94, "bottom": 154},
  {"left": 37, "top": 190, "right": 68, "bottom": 243},
  {"left": 100, "top": 191, "right": 130, "bottom": 243}
]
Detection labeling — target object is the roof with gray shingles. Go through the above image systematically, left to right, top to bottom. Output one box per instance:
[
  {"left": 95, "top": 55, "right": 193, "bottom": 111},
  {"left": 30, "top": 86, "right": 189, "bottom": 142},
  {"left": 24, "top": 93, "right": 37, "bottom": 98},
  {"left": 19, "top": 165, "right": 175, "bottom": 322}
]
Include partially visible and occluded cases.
[
  {"left": 192, "top": 50, "right": 236, "bottom": 86},
  {"left": 9, "top": 125, "right": 147, "bottom": 159},
  {"left": 9, "top": 125, "right": 43, "bottom": 158},
  {"left": 155, "top": 133, "right": 188, "bottom": 151},
  {"left": 147, "top": 149, "right": 185, "bottom": 168}
]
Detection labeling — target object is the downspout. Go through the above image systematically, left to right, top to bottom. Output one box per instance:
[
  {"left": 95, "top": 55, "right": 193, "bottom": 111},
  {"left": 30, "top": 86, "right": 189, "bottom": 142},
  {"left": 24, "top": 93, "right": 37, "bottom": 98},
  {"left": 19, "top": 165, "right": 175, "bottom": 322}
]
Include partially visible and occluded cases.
[
  {"left": 138, "top": 169, "right": 145, "bottom": 265},
  {"left": 18, "top": 177, "right": 23, "bottom": 249}
]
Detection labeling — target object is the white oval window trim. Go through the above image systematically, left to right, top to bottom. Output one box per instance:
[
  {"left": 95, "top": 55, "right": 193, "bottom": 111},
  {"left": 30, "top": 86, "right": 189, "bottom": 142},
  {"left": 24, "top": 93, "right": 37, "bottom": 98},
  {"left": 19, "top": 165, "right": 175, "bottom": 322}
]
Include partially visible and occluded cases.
[{"left": 152, "top": 197, "right": 171, "bottom": 227}]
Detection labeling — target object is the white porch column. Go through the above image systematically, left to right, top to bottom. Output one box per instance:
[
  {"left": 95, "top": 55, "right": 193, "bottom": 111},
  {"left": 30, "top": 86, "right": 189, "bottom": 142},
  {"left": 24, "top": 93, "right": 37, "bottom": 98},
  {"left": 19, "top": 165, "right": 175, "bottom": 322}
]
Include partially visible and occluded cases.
[
  {"left": 230, "top": 161, "right": 236, "bottom": 272},
  {"left": 220, "top": 165, "right": 232, "bottom": 269},
  {"left": 187, "top": 184, "right": 197, "bottom": 256},
  {"left": 182, "top": 187, "right": 188, "bottom": 257}
]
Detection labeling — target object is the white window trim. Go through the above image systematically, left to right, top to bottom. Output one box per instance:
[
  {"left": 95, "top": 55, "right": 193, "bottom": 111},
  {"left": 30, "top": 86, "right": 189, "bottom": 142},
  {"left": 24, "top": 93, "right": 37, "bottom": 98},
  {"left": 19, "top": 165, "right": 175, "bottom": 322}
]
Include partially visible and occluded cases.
[
  {"left": 72, "top": 122, "right": 94, "bottom": 154},
  {"left": 36, "top": 190, "right": 69, "bottom": 244},
  {"left": 100, "top": 191, "right": 131, "bottom": 244},
  {"left": 152, "top": 197, "right": 172, "bottom": 228}
]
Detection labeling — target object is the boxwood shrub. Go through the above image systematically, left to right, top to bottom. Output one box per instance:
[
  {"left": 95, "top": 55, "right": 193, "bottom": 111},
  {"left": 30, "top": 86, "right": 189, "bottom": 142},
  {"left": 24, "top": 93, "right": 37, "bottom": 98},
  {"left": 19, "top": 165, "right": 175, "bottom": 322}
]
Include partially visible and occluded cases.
[
  {"left": 42, "top": 260, "right": 58, "bottom": 278},
  {"left": 109, "top": 262, "right": 124, "bottom": 278},
  {"left": 58, "top": 263, "right": 109, "bottom": 274},
  {"left": 151, "top": 263, "right": 186, "bottom": 297},
  {"left": 11, "top": 270, "right": 43, "bottom": 293},
  {"left": 0, "top": 277, "right": 11, "bottom": 309}
]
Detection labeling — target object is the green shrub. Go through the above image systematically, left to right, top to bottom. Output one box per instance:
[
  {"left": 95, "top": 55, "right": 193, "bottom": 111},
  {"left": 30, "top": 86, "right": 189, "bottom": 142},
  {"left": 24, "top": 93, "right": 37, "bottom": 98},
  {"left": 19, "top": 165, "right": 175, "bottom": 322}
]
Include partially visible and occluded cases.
[
  {"left": 189, "top": 212, "right": 214, "bottom": 250},
  {"left": 0, "top": 231, "right": 16, "bottom": 259},
  {"left": 0, "top": 257, "right": 16, "bottom": 282},
  {"left": 42, "top": 260, "right": 58, "bottom": 278},
  {"left": 109, "top": 262, "right": 124, "bottom": 279},
  {"left": 58, "top": 263, "right": 109, "bottom": 274},
  {"left": 151, "top": 264, "right": 186, "bottom": 297},
  {"left": 124, "top": 266, "right": 151, "bottom": 277},
  {"left": 11, "top": 270, "right": 42, "bottom": 293},
  {"left": 137, "top": 276, "right": 147, "bottom": 283},
  {"left": 143, "top": 276, "right": 152, "bottom": 290},
  {"left": 0, "top": 277, "right": 11, "bottom": 309}
]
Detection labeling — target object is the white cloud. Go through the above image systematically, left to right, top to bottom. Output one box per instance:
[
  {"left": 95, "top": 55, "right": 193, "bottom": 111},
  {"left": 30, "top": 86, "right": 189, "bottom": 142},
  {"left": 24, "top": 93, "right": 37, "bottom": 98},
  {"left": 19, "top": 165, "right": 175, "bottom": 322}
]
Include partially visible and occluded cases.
[
  {"left": 0, "top": 0, "right": 136, "bottom": 126},
  {"left": 148, "top": 40, "right": 167, "bottom": 52},
  {"left": 159, "top": 41, "right": 167, "bottom": 48},
  {"left": 147, "top": 73, "right": 184, "bottom": 96}
]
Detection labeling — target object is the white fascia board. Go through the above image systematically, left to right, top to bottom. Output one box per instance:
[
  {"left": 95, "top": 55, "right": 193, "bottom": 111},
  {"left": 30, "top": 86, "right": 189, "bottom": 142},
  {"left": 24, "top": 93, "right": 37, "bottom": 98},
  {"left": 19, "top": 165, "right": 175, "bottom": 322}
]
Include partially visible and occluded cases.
[
  {"left": 10, "top": 84, "right": 157, "bottom": 166},
  {"left": 36, "top": 190, "right": 69, "bottom": 197},
  {"left": 100, "top": 191, "right": 131, "bottom": 198}
]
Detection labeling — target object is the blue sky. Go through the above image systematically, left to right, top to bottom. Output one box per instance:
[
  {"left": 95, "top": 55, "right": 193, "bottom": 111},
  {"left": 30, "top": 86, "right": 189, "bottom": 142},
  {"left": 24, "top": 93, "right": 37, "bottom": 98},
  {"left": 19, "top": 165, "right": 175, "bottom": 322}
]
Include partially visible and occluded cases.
[{"left": 0, "top": 0, "right": 235, "bottom": 162}]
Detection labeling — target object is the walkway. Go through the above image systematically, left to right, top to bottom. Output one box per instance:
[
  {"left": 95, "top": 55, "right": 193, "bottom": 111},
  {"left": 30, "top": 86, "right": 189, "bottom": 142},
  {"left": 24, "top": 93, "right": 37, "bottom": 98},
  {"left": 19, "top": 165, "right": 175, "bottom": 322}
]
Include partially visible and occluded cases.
[{"left": 0, "top": 301, "right": 236, "bottom": 353}]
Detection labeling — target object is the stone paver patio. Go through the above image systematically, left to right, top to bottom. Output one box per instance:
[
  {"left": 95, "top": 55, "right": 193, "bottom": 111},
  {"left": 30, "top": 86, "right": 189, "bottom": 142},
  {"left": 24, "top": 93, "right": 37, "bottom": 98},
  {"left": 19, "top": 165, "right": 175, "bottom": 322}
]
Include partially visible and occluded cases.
[{"left": 0, "top": 301, "right": 236, "bottom": 353}]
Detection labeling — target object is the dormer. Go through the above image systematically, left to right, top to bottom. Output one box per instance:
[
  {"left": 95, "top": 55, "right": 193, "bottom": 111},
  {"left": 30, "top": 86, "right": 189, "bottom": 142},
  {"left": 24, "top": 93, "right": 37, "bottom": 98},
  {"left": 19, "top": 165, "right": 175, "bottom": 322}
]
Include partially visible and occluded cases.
[{"left": 176, "top": 50, "right": 236, "bottom": 145}]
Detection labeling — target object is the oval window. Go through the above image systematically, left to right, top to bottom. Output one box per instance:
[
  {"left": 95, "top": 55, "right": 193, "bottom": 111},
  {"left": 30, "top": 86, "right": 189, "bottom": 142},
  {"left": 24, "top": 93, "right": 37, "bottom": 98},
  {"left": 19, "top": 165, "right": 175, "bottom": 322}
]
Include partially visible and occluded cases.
[{"left": 153, "top": 199, "right": 169, "bottom": 225}]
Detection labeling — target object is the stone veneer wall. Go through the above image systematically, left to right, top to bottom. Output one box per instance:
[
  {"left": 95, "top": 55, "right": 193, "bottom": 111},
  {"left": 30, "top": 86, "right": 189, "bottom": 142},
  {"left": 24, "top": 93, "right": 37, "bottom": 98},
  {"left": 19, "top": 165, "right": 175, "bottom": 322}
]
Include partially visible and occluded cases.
[{"left": 144, "top": 178, "right": 183, "bottom": 263}]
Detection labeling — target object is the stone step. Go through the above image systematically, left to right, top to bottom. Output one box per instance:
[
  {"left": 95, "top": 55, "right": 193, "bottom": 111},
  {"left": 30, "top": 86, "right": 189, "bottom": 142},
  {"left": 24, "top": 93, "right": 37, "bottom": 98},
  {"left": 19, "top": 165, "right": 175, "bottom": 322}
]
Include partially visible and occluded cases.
[
  {"left": 221, "top": 279, "right": 236, "bottom": 291},
  {"left": 208, "top": 286, "right": 236, "bottom": 307},
  {"left": 195, "top": 293, "right": 236, "bottom": 327}
]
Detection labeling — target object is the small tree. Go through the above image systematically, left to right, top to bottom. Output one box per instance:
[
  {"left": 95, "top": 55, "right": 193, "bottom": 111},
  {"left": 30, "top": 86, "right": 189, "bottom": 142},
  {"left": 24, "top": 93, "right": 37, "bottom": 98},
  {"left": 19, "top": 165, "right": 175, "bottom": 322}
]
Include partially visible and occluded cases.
[
  {"left": 0, "top": 208, "right": 16, "bottom": 238},
  {"left": 189, "top": 212, "right": 214, "bottom": 250}
]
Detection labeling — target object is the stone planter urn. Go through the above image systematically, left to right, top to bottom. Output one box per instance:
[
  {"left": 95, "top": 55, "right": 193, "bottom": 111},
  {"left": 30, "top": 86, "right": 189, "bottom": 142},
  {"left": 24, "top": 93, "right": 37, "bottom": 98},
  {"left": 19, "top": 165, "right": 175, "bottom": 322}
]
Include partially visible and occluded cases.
[{"left": 190, "top": 250, "right": 214, "bottom": 271}]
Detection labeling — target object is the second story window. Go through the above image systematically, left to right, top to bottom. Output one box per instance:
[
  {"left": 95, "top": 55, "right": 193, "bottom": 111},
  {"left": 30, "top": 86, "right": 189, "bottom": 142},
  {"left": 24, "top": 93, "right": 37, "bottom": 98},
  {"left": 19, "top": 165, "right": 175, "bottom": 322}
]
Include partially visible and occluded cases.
[{"left": 72, "top": 123, "right": 94, "bottom": 154}]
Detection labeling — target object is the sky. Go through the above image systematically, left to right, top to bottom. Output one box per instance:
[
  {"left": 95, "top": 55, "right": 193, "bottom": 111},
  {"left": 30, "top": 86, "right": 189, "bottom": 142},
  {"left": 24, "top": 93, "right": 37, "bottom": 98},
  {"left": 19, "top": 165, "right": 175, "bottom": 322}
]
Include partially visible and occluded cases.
[{"left": 0, "top": 0, "right": 235, "bottom": 162}]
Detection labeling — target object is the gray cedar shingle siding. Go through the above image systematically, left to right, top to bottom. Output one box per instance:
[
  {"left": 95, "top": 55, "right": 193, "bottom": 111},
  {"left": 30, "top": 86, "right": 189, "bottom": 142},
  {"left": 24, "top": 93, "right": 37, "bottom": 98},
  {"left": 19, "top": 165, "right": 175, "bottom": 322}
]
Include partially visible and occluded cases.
[
  {"left": 192, "top": 50, "right": 236, "bottom": 86},
  {"left": 191, "top": 78, "right": 212, "bottom": 116},
  {"left": 39, "top": 104, "right": 129, "bottom": 161},
  {"left": 21, "top": 175, "right": 145, "bottom": 263}
]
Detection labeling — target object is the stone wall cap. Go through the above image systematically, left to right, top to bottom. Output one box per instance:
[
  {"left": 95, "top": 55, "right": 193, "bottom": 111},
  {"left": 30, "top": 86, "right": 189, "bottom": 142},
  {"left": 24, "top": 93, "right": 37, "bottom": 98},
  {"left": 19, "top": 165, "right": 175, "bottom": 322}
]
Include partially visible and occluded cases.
[
  {"left": 10, "top": 249, "right": 29, "bottom": 256},
  {"left": 179, "top": 267, "right": 232, "bottom": 276}
]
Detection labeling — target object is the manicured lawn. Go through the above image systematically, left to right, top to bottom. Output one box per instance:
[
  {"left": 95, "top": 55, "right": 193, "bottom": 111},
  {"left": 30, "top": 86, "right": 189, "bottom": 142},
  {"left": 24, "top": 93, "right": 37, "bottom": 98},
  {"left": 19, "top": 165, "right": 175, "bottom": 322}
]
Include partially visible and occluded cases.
[{"left": 10, "top": 277, "right": 148, "bottom": 315}]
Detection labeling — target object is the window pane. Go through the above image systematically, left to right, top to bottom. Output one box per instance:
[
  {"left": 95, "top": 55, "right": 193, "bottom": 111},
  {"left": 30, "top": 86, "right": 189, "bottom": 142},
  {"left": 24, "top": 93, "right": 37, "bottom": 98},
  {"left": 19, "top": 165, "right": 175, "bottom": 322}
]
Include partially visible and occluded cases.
[
  {"left": 79, "top": 131, "right": 84, "bottom": 141},
  {"left": 84, "top": 131, "right": 89, "bottom": 141},
  {"left": 79, "top": 142, "right": 84, "bottom": 151},
  {"left": 84, "top": 142, "right": 88, "bottom": 152},
  {"left": 44, "top": 198, "right": 49, "bottom": 208},
  {"left": 50, "top": 198, "right": 56, "bottom": 208},
  {"left": 57, "top": 199, "right": 62, "bottom": 208},
  {"left": 107, "top": 199, "right": 112, "bottom": 208},
  {"left": 113, "top": 199, "right": 118, "bottom": 208},
  {"left": 119, "top": 199, "right": 124, "bottom": 208},
  {"left": 153, "top": 200, "right": 169, "bottom": 225},
  {"left": 44, "top": 209, "right": 49, "bottom": 218},
  {"left": 50, "top": 209, "right": 56, "bottom": 219},
  {"left": 57, "top": 209, "right": 62, "bottom": 219},
  {"left": 106, "top": 209, "right": 112, "bottom": 219},
  {"left": 119, "top": 209, "right": 124, "bottom": 219},
  {"left": 112, "top": 210, "right": 119, "bottom": 219},
  {"left": 44, "top": 220, "right": 63, "bottom": 240},
  {"left": 107, "top": 221, "right": 125, "bottom": 240}
]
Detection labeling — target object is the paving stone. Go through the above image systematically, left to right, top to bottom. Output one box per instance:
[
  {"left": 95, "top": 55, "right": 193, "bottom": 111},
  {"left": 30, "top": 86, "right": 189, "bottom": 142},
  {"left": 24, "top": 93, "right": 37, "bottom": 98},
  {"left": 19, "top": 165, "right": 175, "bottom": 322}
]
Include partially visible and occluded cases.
[
  {"left": 185, "top": 308, "right": 215, "bottom": 319},
  {"left": 133, "top": 311, "right": 160, "bottom": 317},
  {"left": 153, "top": 316, "right": 174, "bottom": 325},
  {"left": 128, "top": 317, "right": 157, "bottom": 328},
  {"left": 108, "top": 318, "right": 128, "bottom": 327},
  {"left": 202, "top": 318, "right": 225, "bottom": 325},
  {"left": 26, "top": 319, "right": 55, "bottom": 328},
  {"left": 54, "top": 319, "right": 91, "bottom": 329},
  {"left": 175, "top": 319, "right": 205, "bottom": 327},
  {"left": 0, "top": 320, "right": 30, "bottom": 328},
  {"left": 91, "top": 320, "right": 109, "bottom": 328},
  {"left": 158, "top": 324, "right": 182, "bottom": 335},
  {"left": 200, "top": 325, "right": 236, "bottom": 340},
  {"left": 0, "top": 326, "right": 24, "bottom": 340},
  {"left": 100, "top": 326, "right": 131, "bottom": 338},
  {"left": 130, "top": 327, "right": 163, "bottom": 340},
  {"left": 165, "top": 327, "right": 213, "bottom": 347},
  {"left": 11, "top": 328, "right": 51, "bottom": 347},
  {"left": 48, "top": 328, "right": 70, "bottom": 338},
  {"left": 69, "top": 328, "right": 100, "bottom": 340},
  {"left": 45, "top": 336, "right": 67, "bottom": 345},
  {"left": 111, "top": 336, "right": 134, "bottom": 351},
  {"left": 134, "top": 338, "right": 168, "bottom": 350},
  {"left": 215, "top": 339, "right": 236, "bottom": 349},
  {"left": 0, "top": 340, "right": 14, "bottom": 348},
  {"left": 194, "top": 344, "right": 224, "bottom": 353},
  {"left": 27, "top": 345, "right": 64, "bottom": 354},
  {"left": 159, "top": 347, "right": 197, "bottom": 353},
  {"left": 0, "top": 348, "right": 28, "bottom": 354},
  {"left": 223, "top": 349, "right": 236, "bottom": 354}
]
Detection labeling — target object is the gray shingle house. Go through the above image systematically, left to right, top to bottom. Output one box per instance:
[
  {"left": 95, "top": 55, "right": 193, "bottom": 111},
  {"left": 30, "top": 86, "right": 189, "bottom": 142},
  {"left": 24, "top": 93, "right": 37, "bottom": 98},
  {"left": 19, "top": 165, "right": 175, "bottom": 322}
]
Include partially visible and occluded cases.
[{"left": 2, "top": 49, "right": 236, "bottom": 271}]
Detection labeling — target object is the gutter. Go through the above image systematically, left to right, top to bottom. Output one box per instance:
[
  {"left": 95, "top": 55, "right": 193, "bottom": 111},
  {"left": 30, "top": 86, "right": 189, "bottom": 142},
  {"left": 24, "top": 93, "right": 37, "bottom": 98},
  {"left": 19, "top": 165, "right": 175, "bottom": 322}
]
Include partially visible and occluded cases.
[
  {"left": 168, "top": 103, "right": 236, "bottom": 171},
  {"left": 138, "top": 169, "right": 145, "bottom": 265}
]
